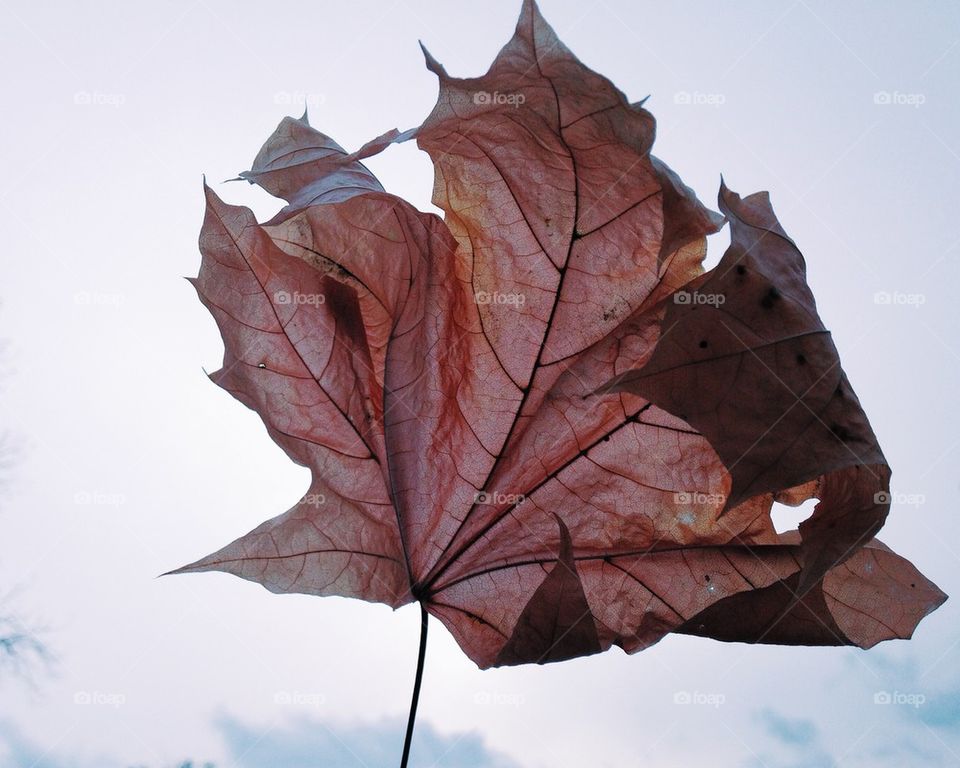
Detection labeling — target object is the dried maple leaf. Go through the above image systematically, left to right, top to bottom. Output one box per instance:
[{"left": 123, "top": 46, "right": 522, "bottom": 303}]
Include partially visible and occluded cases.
[{"left": 171, "top": 0, "right": 944, "bottom": 749}]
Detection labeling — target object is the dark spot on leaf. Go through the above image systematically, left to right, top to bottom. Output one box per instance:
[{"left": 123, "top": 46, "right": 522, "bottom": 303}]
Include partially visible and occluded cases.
[
  {"left": 735, "top": 264, "right": 746, "bottom": 275},
  {"left": 760, "top": 286, "right": 781, "bottom": 309},
  {"left": 699, "top": 340, "right": 708, "bottom": 349},
  {"left": 796, "top": 354, "right": 806, "bottom": 365},
  {"left": 830, "top": 423, "right": 852, "bottom": 441},
  {"left": 704, "top": 574, "right": 711, "bottom": 582}
]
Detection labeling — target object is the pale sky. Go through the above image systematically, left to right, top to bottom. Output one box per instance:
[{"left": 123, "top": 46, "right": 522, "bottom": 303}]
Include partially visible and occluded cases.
[{"left": 1, "top": 1, "right": 959, "bottom": 767}]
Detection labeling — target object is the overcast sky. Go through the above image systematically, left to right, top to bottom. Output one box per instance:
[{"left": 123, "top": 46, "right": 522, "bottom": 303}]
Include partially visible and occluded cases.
[{"left": 1, "top": 1, "right": 959, "bottom": 766}]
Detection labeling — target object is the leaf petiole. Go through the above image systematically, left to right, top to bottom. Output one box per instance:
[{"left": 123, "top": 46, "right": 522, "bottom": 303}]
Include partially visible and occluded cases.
[{"left": 400, "top": 603, "right": 429, "bottom": 768}]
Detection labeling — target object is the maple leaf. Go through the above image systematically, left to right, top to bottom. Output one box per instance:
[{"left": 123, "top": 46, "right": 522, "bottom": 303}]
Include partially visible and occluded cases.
[{"left": 170, "top": 0, "right": 944, "bottom": 743}]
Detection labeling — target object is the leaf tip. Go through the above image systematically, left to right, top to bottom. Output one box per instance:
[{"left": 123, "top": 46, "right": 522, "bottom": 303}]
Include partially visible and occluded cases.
[
  {"left": 520, "top": 0, "right": 545, "bottom": 28},
  {"left": 418, "top": 40, "right": 447, "bottom": 77},
  {"left": 718, "top": 174, "right": 731, "bottom": 200},
  {"left": 201, "top": 180, "right": 227, "bottom": 210}
]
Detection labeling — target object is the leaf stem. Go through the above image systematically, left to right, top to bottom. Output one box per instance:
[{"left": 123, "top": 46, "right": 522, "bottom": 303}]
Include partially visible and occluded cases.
[{"left": 400, "top": 602, "right": 429, "bottom": 768}]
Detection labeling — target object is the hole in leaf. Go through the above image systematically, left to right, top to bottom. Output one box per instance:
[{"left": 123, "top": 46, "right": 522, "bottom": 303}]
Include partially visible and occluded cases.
[{"left": 770, "top": 498, "right": 818, "bottom": 534}]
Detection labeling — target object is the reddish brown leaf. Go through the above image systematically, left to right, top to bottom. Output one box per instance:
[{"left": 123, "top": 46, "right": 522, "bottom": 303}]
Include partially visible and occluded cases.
[
  {"left": 171, "top": 0, "right": 944, "bottom": 670},
  {"left": 600, "top": 183, "right": 891, "bottom": 597},
  {"left": 495, "top": 516, "right": 601, "bottom": 666},
  {"left": 677, "top": 533, "right": 947, "bottom": 648}
]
